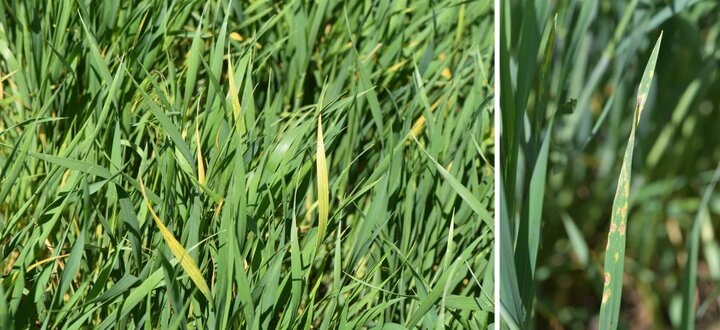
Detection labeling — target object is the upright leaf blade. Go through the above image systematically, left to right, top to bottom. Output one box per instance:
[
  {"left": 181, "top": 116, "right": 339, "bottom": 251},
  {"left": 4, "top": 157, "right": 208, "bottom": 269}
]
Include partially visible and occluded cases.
[
  {"left": 598, "top": 32, "right": 662, "bottom": 329},
  {"left": 316, "top": 113, "right": 329, "bottom": 252},
  {"left": 681, "top": 162, "right": 720, "bottom": 329}
]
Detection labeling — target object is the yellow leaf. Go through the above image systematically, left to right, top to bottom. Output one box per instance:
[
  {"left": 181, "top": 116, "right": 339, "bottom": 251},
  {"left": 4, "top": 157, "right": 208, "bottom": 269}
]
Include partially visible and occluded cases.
[
  {"left": 229, "top": 32, "right": 243, "bottom": 41},
  {"left": 227, "top": 46, "right": 244, "bottom": 136},
  {"left": 386, "top": 60, "right": 407, "bottom": 73},
  {"left": 441, "top": 68, "right": 452, "bottom": 79},
  {"left": 195, "top": 105, "right": 205, "bottom": 185},
  {"left": 316, "top": 114, "right": 329, "bottom": 250},
  {"left": 409, "top": 115, "right": 426, "bottom": 138},
  {"left": 140, "top": 180, "right": 212, "bottom": 302},
  {"left": 28, "top": 254, "right": 70, "bottom": 272}
]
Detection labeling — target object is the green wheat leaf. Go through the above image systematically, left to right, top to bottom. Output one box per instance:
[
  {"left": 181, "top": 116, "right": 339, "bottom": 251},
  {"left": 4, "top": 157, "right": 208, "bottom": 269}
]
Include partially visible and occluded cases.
[{"left": 598, "top": 32, "right": 662, "bottom": 329}]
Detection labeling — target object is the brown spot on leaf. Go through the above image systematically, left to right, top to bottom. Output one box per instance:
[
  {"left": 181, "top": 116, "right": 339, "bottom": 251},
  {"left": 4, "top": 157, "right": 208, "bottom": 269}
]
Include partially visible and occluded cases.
[{"left": 602, "top": 290, "right": 612, "bottom": 304}]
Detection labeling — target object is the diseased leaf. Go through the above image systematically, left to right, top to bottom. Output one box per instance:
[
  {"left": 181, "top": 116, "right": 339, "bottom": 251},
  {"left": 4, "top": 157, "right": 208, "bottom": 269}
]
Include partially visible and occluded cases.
[{"left": 598, "top": 32, "right": 662, "bottom": 329}]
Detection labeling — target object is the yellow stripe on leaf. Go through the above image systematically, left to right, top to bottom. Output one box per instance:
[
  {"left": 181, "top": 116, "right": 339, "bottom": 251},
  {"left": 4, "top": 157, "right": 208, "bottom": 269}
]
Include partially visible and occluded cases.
[{"left": 140, "top": 179, "right": 212, "bottom": 302}]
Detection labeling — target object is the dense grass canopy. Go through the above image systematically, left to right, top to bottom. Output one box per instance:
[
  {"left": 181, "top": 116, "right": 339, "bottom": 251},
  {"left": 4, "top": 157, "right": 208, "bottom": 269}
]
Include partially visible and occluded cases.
[{"left": 0, "top": 0, "right": 493, "bottom": 328}]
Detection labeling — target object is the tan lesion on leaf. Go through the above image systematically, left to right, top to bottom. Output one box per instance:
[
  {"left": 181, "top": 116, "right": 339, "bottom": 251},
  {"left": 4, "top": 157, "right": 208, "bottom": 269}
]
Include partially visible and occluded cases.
[
  {"left": 637, "top": 95, "right": 645, "bottom": 107},
  {"left": 635, "top": 99, "right": 645, "bottom": 125},
  {"left": 617, "top": 170, "right": 631, "bottom": 194},
  {"left": 609, "top": 222, "right": 617, "bottom": 233},
  {"left": 619, "top": 222, "right": 626, "bottom": 236},
  {"left": 614, "top": 251, "right": 620, "bottom": 262},
  {"left": 604, "top": 272, "right": 611, "bottom": 286},
  {"left": 602, "top": 290, "right": 611, "bottom": 304}
]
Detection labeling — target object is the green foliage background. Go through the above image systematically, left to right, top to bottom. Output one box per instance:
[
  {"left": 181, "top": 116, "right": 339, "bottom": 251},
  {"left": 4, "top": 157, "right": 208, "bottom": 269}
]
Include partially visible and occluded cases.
[{"left": 501, "top": 0, "right": 720, "bottom": 328}]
